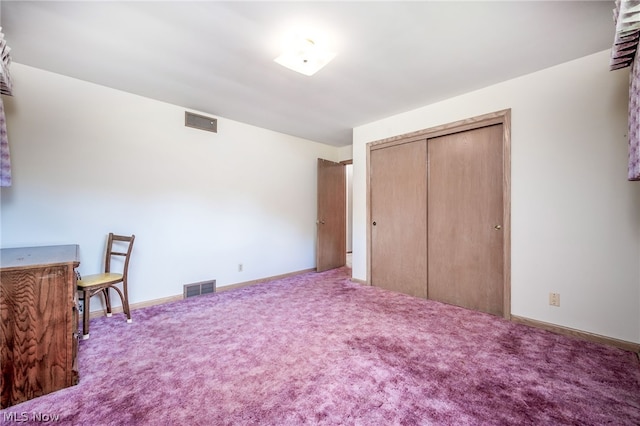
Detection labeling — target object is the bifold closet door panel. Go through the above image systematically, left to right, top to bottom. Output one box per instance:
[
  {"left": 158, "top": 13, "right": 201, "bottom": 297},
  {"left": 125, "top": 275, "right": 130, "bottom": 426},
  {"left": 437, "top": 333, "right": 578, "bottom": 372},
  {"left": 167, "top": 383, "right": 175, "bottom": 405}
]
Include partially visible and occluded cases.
[
  {"left": 427, "top": 124, "right": 504, "bottom": 316},
  {"left": 370, "top": 140, "right": 427, "bottom": 298}
]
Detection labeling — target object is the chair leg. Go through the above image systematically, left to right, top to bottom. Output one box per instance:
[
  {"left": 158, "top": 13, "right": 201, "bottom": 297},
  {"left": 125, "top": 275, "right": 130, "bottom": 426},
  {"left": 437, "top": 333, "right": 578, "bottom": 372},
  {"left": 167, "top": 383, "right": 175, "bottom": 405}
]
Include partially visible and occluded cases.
[
  {"left": 122, "top": 280, "right": 132, "bottom": 323},
  {"left": 109, "top": 285, "right": 132, "bottom": 324},
  {"left": 103, "top": 288, "right": 112, "bottom": 317},
  {"left": 82, "top": 290, "right": 90, "bottom": 340}
]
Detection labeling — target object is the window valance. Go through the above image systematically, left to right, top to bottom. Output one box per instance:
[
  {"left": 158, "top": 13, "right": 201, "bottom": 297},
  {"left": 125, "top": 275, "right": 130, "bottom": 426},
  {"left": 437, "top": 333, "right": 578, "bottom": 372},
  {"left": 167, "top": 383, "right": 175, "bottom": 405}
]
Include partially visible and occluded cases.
[
  {"left": 611, "top": 1, "right": 640, "bottom": 181},
  {"left": 611, "top": 1, "right": 640, "bottom": 70},
  {"left": 0, "top": 27, "right": 12, "bottom": 187}
]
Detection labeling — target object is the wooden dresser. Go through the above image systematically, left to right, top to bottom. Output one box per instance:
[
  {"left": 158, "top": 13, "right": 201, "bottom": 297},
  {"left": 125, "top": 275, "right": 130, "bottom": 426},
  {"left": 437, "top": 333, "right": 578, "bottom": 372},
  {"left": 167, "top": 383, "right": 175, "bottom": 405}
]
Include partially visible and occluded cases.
[{"left": 0, "top": 245, "right": 80, "bottom": 408}]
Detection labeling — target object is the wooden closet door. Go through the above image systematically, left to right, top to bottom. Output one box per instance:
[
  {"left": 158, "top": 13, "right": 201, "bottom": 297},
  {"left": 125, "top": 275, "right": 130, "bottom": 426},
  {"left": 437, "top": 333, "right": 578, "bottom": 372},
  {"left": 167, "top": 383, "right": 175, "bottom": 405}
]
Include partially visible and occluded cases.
[
  {"left": 427, "top": 124, "right": 504, "bottom": 316},
  {"left": 370, "top": 140, "right": 427, "bottom": 298},
  {"left": 316, "top": 159, "right": 346, "bottom": 272}
]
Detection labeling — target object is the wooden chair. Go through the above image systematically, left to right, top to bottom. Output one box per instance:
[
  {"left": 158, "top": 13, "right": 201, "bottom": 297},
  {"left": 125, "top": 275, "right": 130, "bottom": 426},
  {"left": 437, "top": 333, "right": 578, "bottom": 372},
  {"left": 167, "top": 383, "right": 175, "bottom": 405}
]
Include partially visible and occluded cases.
[{"left": 77, "top": 233, "right": 135, "bottom": 339}]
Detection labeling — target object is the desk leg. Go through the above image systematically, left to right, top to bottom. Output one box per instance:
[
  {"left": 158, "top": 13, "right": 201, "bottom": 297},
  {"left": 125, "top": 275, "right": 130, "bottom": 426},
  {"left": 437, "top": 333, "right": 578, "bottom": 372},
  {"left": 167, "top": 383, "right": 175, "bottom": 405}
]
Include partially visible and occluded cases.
[{"left": 82, "top": 290, "right": 90, "bottom": 340}]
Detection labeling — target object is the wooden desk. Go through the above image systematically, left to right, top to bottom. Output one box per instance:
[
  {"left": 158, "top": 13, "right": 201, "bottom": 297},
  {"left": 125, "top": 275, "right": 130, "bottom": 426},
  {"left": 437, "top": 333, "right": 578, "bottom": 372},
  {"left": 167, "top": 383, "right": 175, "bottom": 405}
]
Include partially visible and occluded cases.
[{"left": 0, "top": 245, "right": 80, "bottom": 408}]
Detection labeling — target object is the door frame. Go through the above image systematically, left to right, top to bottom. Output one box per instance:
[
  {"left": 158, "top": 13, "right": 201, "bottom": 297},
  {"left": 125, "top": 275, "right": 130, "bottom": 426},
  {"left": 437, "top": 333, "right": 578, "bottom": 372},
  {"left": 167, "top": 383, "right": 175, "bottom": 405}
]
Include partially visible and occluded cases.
[{"left": 366, "top": 109, "right": 512, "bottom": 319}]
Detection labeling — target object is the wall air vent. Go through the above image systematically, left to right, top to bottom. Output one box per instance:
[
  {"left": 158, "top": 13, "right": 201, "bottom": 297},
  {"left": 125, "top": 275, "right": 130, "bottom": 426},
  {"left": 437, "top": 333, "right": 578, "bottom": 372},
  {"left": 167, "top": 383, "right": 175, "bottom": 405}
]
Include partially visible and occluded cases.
[
  {"left": 185, "top": 111, "right": 218, "bottom": 133},
  {"left": 183, "top": 279, "right": 216, "bottom": 299}
]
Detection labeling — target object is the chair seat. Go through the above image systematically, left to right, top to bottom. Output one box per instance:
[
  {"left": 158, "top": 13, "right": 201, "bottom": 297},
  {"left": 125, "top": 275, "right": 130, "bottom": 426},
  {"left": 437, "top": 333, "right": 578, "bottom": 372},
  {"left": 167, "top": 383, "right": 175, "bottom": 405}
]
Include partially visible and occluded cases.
[{"left": 77, "top": 272, "right": 123, "bottom": 288}]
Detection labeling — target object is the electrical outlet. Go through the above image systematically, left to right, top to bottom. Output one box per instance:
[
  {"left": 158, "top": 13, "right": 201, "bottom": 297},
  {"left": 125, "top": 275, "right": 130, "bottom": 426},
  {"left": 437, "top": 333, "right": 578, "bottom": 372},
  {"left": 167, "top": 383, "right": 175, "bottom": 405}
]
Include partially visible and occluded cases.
[
  {"left": 238, "top": 263, "right": 243, "bottom": 272},
  {"left": 549, "top": 292, "right": 560, "bottom": 307}
]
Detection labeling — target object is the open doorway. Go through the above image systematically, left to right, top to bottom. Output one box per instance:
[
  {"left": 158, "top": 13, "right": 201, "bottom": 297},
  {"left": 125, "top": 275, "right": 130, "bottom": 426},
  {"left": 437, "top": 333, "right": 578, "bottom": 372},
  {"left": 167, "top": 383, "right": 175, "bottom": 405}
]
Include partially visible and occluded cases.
[
  {"left": 315, "top": 158, "right": 353, "bottom": 272},
  {"left": 345, "top": 162, "right": 353, "bottom": 268}
]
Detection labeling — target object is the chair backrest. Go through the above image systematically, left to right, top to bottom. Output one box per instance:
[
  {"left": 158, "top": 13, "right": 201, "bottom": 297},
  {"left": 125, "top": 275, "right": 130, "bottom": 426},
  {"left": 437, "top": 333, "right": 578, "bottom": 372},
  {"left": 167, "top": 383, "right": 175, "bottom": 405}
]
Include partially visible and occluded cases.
[{"left": 104, "top": 233, "right": 135, "bottom": 279}]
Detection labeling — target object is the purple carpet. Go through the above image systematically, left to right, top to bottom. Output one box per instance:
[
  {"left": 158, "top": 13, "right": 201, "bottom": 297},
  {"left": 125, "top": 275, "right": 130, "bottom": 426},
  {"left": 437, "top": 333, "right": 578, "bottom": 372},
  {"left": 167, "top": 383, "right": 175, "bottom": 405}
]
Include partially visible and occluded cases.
[{"left": 2, "top": 267, "right": 639, "bottom": 425}]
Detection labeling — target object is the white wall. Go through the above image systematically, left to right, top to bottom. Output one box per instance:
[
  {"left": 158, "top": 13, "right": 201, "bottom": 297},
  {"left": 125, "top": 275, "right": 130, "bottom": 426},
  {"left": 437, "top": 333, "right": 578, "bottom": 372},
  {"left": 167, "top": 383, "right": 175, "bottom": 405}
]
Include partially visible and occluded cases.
[
  {"left": 353, "top": 50, "right": 640, "bottom": 343},
  {"left": 0, "top": 63, "right": 340, "bottom": 311},
  {"left": 337, "top": 145, "right": 352, "bottom": 162}
]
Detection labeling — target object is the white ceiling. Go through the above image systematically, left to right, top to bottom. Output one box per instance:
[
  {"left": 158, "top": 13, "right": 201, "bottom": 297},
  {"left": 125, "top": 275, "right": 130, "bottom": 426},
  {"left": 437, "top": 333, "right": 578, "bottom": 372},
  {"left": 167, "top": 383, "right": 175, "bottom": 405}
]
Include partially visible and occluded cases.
[{"left": 1, "top": 1, "right": 615, "bottom": 147}]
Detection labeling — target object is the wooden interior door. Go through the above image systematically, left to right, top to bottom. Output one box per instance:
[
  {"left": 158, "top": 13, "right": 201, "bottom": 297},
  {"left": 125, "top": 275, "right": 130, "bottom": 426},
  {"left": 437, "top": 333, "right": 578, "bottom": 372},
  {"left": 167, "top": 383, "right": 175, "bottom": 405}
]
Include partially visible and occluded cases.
[
  {"left": 427, "top": 124, "right": 504, "bottom": 316},
  {"left": 370, "top": 141, "right": 427, "bottom": 298},
  {"left": 316, "top": 158, "right": 346, "bottom": 272}
]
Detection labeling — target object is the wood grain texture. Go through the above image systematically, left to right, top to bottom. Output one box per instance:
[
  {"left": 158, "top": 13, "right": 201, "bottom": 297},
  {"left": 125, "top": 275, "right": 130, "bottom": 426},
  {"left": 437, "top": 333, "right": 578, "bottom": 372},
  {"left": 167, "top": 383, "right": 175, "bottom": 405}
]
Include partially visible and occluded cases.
[
  {"left": 366, "top": 109, "right": 511, "bottom": 318},
  {"left": 369, "top": 109, "right": 510, "bottom": 149},
  {"left": 501, "top": 111, "right": 512, "bottom": 319},
  {"left": 427, "top": 124, "right": 504, "bottom": 316},
  {"left": 370, "top": 140, "right": 428, "bottom": 298},
  {"left": 316, "top": 159, "right": 346, "bottom": 272},
  {"left": 1, "top": 245, "right": 79, "bottom": 408}
]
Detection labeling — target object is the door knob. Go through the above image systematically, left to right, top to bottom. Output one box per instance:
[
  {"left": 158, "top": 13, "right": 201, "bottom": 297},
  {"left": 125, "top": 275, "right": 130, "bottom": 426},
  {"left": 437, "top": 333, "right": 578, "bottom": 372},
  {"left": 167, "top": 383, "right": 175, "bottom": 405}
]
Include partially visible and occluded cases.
[
  {"left": 320, "top": 220, "right": 325, "bottom": 225},
  {"left": 372, "top": 221, "right": 377, "bottom": 226},
  {"left": 494, "top": 225, "right": 502, "bottom": 230}
]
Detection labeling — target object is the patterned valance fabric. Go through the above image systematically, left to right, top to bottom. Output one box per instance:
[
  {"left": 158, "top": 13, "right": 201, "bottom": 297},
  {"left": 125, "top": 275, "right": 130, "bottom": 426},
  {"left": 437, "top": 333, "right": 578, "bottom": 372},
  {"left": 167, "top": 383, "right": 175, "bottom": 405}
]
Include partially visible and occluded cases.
[
  {"left": 611, "top": 1, "right": 640, "bottom": 180},
  {"left": 0, "top": 27, "right": 11, "bottom": 187},
  {"left": 0, "top": 29, "right": 12, "bottom": 96},
  {"left": 630, "top": 53, "right": 640, "bottom": 180},
  {"left": 0, "top": 98, "right": 10, "bottom": 187}
]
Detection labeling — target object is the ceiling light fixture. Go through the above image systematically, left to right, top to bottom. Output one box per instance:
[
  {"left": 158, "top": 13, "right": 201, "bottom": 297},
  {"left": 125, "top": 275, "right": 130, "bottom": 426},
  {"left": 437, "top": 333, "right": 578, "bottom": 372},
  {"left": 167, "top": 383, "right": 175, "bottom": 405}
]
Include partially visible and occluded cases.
[{"left": 274, "top": 32, "right": 336, "bottom": 76}]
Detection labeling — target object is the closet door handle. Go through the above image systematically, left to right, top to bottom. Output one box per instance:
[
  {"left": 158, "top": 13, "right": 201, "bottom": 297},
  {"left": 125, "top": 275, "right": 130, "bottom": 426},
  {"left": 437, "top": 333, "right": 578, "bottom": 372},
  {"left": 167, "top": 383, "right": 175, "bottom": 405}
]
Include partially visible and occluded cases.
[
  {"left": 372, "top": 221, "right": 377, "bottom": 226},
  {"left": 494, "top": 225, "right": 502, "bottom": 230}
]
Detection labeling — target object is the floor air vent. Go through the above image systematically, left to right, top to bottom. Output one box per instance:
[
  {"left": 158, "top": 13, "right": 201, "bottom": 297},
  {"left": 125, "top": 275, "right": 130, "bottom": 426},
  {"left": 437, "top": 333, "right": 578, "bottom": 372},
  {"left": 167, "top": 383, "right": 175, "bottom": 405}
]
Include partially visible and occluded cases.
[{"left": 183, "top": 280, "right": 216, "bottom": 298}]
